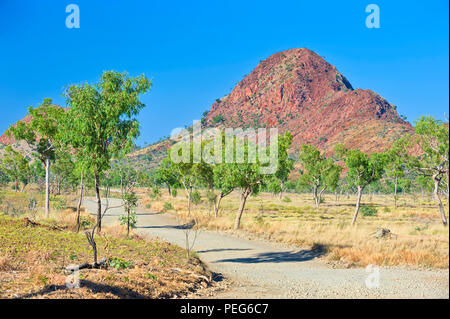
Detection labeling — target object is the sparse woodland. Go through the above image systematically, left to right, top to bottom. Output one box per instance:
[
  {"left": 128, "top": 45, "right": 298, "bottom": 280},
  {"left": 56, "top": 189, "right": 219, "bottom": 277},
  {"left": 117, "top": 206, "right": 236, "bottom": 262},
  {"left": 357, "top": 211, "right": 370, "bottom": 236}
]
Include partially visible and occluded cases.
[{"left": 0, "top": 71, "right": 448, "bottom": 298}]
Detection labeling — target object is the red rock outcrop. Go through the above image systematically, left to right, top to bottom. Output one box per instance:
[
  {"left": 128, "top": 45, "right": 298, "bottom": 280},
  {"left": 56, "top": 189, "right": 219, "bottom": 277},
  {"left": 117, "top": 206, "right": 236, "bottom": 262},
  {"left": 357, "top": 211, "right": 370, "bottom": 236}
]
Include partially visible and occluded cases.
[{"left": 204, "top": 48, "right": 413, "bottom": 154}]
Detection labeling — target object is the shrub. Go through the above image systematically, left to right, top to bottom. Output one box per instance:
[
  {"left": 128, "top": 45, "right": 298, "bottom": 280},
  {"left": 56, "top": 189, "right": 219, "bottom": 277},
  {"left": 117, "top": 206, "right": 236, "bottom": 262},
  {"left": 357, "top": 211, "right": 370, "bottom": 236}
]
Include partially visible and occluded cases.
[
  {"left": 213, "top": 115, "right": 225, "bottom": 124},
  {"left": 149, "top": 186, "right": 161, "bottom": 200},
  {"left": 171, "top": 188, "right": 178, "bottom": 198},
  {"left": 205, "top": 190, "right": 217, "bottom": 205},
  {"left": 191, "top": 191, "right": 202, "bottom": 205},
  {"left": 282, "top": 196, "right": 292, "bottom": 203},
  {"left": 51, "top": 197, "right": 67, "bottom": 211},
  {"left": 162, "top": 202, "right": 173, "bottom": 212},
  {"left": 145, "top": 203, "right": 151, "bottom": 209},
  {"left": 360, "top": 206, "right": 378, "bottom": 217},
  {"left": 383, "top": 207, "right": 391, "bottom": 213},
  {"left": 119, "top": 211, "right": 137, "bottom": 229},
  {"left": 253, "top": 214, "right": 264, "bottom": 225},
  {"left": 79, "top": 216, "right": 93, "bottom": 229},
  {"left": 109, "top": 257, "right": 131, "bottom": 270}
]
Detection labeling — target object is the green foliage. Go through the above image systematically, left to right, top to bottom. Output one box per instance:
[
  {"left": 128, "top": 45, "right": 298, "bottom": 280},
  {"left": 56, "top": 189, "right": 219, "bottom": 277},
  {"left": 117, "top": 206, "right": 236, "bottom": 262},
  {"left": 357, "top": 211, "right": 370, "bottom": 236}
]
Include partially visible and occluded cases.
[
  {"left": 64, "top": 71, "right": 152, "bottom": 173},
  {"left": 7, "top": 99, "right": 65, "bottom": 165},
  {"left": 213, "top": 114, "right": 225, "bottom": 124},
  {"left": 298, "top": 144, "right": 342, "bottom": 205},
  {"left": 0, "top": 146, "right": 31, "bottom": 191},
  {"left": 342, "top": 147, "right": 387, "bottom": 189},
  {"left": 153, "top": 158, "right": 179, "bottom": 190},
  {"left": 150, "top": 186, "right": 161, "bottom": 200},
  {"left": 191, "top": 190, "right": 202, "bottom": 205},
  {"left": 205, "top": 190, "right": 217, "bottom": 205},
  {"left": 51, "top": 196, "right": 67, "bottom": 211},
  {"left": 282, "top": 196, "right": 292, "bottom": 203},
  {"left": 162, "top": 202, "right": 174, "bottom": 212},
  {"left": 360, "top": 206, "right": 378, "bottom": 217},
  {"left": 119, "top": 211, "right": 137, "bottom": 229},
  {"left": 79, "top": 216, "right": 94, "bottom": 229},
  {"left": 109, "top": 257, "right": 131, "bottom": 270}
]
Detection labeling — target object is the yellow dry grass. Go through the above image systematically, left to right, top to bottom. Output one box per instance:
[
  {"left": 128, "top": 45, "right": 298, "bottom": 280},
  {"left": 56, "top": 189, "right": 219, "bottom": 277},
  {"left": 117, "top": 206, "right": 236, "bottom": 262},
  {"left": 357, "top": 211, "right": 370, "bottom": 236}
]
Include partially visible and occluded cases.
[{"left": 146, "top": 188, "right": 449, "bottom": 269}]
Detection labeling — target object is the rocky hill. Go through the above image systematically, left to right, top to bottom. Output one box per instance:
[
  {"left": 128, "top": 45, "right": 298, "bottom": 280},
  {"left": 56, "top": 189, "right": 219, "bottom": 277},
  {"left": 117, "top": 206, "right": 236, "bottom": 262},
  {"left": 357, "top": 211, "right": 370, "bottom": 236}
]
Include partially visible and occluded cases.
[{"left": 203, "top": 48, "right": 413, "bottom": 154}]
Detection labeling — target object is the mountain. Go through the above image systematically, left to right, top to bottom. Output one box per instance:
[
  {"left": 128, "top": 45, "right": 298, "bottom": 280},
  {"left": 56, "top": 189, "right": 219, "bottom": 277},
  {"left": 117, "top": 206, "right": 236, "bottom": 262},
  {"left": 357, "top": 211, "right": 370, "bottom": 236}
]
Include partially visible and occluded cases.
[
  {"left": 129, "top": 48, "right": 413, "bottom": 166},
  {"left": 203, "top": 48, "right": 413, "bottom": 154}
]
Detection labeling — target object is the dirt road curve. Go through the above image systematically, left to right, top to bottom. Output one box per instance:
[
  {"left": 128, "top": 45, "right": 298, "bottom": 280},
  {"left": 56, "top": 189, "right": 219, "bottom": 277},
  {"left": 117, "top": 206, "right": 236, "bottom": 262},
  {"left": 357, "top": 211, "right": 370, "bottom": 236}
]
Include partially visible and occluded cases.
[{"left": 83, "top": 198, "right": 449, "bottom": 299}]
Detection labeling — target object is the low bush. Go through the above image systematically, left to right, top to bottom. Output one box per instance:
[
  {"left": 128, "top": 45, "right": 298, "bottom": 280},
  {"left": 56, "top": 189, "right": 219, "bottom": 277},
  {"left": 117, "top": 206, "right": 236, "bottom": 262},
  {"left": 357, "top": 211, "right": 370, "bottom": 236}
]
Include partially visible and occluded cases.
[{"left": 360, "top": 206, "right": 378, "bottom": 217}]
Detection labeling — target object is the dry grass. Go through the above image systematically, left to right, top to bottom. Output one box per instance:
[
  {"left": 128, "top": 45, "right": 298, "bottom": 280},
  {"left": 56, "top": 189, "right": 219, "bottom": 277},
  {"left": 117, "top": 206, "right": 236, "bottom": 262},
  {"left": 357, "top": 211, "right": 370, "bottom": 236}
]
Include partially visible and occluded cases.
[{"left": 146, "top": 188, "right": 449, "bottom": 269}]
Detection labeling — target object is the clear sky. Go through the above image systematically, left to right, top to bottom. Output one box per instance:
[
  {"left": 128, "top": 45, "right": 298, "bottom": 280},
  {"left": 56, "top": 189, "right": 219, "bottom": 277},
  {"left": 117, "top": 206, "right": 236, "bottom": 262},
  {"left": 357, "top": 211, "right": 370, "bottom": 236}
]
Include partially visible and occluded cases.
[{"left": 0, "top": 0, "right": 448, "bottom": 146}]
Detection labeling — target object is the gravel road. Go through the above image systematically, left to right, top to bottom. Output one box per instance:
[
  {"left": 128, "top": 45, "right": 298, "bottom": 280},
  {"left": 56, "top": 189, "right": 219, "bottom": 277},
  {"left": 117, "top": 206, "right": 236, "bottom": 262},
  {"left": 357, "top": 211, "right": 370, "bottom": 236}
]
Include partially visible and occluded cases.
[{"left": 83, "top": 198, "right": 449, "bottom": 299}]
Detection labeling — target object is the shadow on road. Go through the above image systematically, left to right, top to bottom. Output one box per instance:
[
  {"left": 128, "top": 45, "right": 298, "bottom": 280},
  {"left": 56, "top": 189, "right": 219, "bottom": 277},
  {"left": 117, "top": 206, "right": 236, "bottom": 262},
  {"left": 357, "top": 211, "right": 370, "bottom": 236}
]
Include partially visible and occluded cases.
[
  {"left": 138, "top": 223, "right": 194, "bottom": 230},
  {"left": 196, "top": 248, "right": 252, "bottom": 254},
  {"left": 214, "top": 248, "right": 324, "bottom": 264}
]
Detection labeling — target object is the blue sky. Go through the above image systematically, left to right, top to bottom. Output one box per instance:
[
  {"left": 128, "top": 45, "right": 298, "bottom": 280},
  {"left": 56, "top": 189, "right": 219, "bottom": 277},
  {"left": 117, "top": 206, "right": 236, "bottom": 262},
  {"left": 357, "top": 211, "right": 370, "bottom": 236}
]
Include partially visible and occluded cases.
[{"left": 0, "top": 0, "right": 448, "bottom": 146}]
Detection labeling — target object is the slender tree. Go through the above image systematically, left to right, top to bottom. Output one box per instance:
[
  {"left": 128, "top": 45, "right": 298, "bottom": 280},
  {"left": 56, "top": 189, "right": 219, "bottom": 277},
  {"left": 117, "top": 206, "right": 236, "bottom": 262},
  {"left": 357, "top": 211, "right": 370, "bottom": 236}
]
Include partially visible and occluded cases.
[
  {"left": 64, "top": 71, "right": 151, "bottom": 232},
  {"left": 7, "top": 99, "right": 65, "bottom": 216},
  {"left": 400, "top": 116, "right": 449, "bottom": 225},
  {"left": 298, "top": 144, "right": 342, "bottom": 207},
  {"left": 335, "top": 144, "right": 387, "bottom": 225},
  {"left": 0, "top": 145, "right": 31, "bottom": 192}
]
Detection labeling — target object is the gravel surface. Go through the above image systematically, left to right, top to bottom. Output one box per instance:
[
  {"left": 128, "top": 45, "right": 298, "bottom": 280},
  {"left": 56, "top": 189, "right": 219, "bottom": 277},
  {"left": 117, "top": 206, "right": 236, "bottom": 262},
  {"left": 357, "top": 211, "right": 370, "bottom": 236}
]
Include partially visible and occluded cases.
[{"left": 84, "top": 198, "right": 449, "bottom": 299}]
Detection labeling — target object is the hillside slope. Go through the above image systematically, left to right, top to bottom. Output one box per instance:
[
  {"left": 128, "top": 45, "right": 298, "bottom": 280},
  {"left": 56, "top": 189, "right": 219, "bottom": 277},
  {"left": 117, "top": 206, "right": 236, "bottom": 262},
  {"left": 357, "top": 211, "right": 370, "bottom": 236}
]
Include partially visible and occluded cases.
[{"left": 204, "top": 48, "right": 413, "bottom": 154}]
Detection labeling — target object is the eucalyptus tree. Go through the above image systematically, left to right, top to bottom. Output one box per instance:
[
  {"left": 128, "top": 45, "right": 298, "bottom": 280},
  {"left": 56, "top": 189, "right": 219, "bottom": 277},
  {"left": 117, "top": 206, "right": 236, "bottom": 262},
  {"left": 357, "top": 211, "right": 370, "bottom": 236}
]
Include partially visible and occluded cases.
[
  {"left": 64, "top": 71, "right": 151, "bottom": 232},
  {"left": 7, "top": 99, "right": 65, "bottom": 215},
  {"left": 399, "top": 116, "right": 449, "bottom": 225},
  {"left": 271, "top": 132, "right": 294, "bottom": 199},
  {"left": 229, "top": 133, "right": 292, "bottom": 230},
  {"left": 385, "top": 140, "right": 408, "bottom": 208},
  {"left": 168, "top": 141, "right": 213, "bottom": 216},
  {"left": 298, "top": 144, "right": 342, "bottom": 207},
  {"left": 335, "top": 144, "right": 387, "bottom": 225},
  {"left": 0, "top": 145, "right": 31, "bottom": 192},
  {"left": 50, "top": 150, "right": 76, "bottom": 195},
  {"left": 154, "top": 158, "right": 179, "bottom": 196},
  {"left": 212, "top": 162, "right": 235, "bottom": 217}
]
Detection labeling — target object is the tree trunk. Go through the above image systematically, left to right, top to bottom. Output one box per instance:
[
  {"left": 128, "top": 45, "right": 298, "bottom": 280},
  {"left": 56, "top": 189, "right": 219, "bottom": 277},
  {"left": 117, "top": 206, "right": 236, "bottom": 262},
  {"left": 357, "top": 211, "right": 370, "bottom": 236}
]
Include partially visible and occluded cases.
[
  {"left": 45, "top": 156, "right": 50, "bottom": 218},
  {"left": 94, "top": 169, "right": 102, "bottom": 233},
  {"left": 76, "top": 171, "right": 84, "bottom": 233},
  {"left": 446, "top": 171, "right": 449, "bottom": 201},
  {"left": 433, "top": 173, "right": 447, "bottom": 226},
  {"left": 394, "top": 179, "right": 398, "bottom": 208},
  {"left": 279, "top": 181, "right": 284, "bottom": 199},
  {"left": 167, "top": 183, "right": 172, "bottom": 197},
  {"left": 313, "top": 184, "right": 318, "bottom": 206},
  {"left": 318, "top": 186, "right": 326, "bottom": 207},
  {"left": 351, "top": 186, "right": 363, "bottom": 226},
  {"left": 234, "top": 188, "right": 251, "bottom": 230},
  {"left": 187, "top": 190, "right": 191, "bottom": 216},
  {"left": 214, "top": 194, "right": 223, "bottom": 218},
  {"left": 127, "top": 208, "right": 130, "bottom": 237}
]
